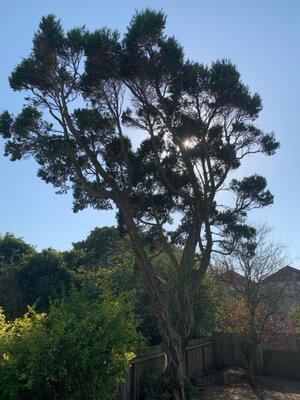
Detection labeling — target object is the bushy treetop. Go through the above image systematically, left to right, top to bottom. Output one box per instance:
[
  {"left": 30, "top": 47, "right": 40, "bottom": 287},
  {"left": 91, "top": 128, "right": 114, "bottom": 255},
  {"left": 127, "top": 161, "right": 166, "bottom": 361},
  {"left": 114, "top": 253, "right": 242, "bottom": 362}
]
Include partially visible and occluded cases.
[{"left": 0, "top": 11, "right": 279, "bottom": 264}]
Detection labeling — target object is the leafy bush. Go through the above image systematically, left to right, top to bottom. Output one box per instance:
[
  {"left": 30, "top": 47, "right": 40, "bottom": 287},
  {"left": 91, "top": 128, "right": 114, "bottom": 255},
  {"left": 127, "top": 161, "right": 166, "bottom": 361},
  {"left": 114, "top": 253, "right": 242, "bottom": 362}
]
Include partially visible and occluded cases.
[
  {"left": 0, "top": 288, "right": 141, "bottom": 400},
  {"left": 0, "top": 306, "right": 45, "bottom": 400}
]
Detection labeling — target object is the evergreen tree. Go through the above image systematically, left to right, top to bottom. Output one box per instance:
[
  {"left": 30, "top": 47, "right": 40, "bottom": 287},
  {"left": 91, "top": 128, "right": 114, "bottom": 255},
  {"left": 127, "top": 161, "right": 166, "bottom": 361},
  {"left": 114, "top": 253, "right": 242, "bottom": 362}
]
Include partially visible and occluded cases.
[{"left": 0, "top": 10, "right": 279, "bottom": 399}]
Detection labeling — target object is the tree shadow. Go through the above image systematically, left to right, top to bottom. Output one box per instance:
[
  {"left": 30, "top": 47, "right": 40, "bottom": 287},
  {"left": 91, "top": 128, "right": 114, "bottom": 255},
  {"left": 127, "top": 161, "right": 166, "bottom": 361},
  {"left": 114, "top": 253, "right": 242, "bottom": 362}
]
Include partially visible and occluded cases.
[{"left": 251, "top": 376, "right": 300, "bottom": 400}]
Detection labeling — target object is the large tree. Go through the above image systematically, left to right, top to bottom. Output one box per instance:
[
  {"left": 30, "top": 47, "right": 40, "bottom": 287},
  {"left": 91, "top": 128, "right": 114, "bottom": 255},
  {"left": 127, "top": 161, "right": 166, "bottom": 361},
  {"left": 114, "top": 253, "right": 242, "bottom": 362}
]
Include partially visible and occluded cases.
[{"left": 0, "top": 10, "right": 279, "bottom": 399}]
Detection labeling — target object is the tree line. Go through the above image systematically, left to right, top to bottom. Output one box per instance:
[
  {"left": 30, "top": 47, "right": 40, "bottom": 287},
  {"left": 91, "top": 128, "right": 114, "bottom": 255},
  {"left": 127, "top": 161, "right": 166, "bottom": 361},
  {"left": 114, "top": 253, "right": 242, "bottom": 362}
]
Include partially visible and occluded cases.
[{"left": 0, "top": 227, "right": 297, "bottom": 399}]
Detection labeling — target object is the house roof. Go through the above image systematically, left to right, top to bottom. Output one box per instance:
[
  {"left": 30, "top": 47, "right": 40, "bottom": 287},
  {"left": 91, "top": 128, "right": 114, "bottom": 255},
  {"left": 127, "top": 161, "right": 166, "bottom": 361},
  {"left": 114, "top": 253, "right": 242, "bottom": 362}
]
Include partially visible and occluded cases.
[
  {"left": 264, "top": 266, "right": 300, "bottom": 283},
  {"left": 217, "top": 269, "right": 245, "bottom": 286}
]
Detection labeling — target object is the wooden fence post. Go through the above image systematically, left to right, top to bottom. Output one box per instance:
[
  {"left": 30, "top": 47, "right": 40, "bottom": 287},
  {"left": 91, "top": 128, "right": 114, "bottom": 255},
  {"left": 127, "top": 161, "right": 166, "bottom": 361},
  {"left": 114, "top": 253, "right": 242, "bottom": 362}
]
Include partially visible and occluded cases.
[{"left": 130, "top": 363, "right": 136, "bottom": 400}]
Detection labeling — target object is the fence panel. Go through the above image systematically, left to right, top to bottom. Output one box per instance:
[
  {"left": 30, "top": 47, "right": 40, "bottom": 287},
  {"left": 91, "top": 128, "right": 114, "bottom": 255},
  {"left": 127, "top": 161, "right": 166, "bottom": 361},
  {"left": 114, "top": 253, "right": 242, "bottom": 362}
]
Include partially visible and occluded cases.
[
  {"left": 214, "top": 333, "right": 299, "bottom": 374},
  {"left": 117, "top": 339, "right": 214, "bottom": 400},
  {"left": 263, "top": 350, "right": 300, "bottom": 380}
]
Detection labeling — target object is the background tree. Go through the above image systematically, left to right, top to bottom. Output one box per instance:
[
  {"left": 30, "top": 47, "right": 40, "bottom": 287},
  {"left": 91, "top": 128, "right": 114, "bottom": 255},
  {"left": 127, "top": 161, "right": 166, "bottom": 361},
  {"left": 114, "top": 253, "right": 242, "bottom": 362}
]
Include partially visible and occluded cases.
[
  {"left": 0, "top": 10, "right": 279, "bottom": 398},
  {"left": 64, "top": 226, "right": 130, "bottom": 269},
  {"left": 67, "top": 226, "right": 220, "bottom": 345},
  {"left": 215, "top": 226, "right": 291, "bottom": 381},
  {"left": 0, "top": 233, "right": 35, "bottom": 266},
  {"left": 0, "top": 233, "right": 36, "bottom": 319},
  {"left": 0, "top": 234, "right": 73, "bottom": 319},
  {"left": 17, "top": 249, "right": 73, "bottom": 314}
]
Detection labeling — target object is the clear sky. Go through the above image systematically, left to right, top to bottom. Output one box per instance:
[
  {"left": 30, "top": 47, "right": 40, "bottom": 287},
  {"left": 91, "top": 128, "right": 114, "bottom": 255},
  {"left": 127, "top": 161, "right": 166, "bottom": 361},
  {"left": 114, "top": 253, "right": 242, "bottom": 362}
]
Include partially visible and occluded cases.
[{"left": 1, "top": 0, "right": 299, "bottom": 264}]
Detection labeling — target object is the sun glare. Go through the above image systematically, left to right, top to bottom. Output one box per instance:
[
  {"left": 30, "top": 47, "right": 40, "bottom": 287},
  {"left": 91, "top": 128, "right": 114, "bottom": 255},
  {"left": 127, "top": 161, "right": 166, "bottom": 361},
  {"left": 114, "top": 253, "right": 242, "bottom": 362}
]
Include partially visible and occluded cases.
[{"left": 183, "top": 137, "right": 197, "bottom": 149}]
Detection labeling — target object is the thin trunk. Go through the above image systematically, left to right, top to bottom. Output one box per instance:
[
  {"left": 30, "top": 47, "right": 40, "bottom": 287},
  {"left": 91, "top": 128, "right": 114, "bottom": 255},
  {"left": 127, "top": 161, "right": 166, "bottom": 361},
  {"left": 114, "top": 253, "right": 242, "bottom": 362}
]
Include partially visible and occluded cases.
[
  {"left": 120, "top": 205, "right": 189, "bottom": 399},
  {"left": 166, "top": 342, "right": 186, "bottom": 400}
]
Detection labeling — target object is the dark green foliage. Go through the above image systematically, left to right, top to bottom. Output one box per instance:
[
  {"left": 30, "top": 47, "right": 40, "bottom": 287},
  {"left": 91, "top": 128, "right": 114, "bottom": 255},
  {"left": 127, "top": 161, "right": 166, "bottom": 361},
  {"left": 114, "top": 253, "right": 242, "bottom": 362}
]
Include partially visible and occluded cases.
[
  {"left": 125, "top": 9, "right": 166, "bottom": 48},
  {"left": 0, "top": 112, "right": 14, "bottom": 139},
  {"left": 231, "top": 174, "right": 274, "bottom": 207},
  {"left": 64, "top": 226, "right": 130, "bottom": 269},
  {"left": 64, "top": 226, "right": 162, "bottom": 344},
  {"left": 66, "top": 226, "right": 221, "bottom": 344},
  {"left": 0, "top": 233, "right": 35, "bottom": 265},
  {"left": 0, "top": 234, "right": 73, "bottom": 319},
  {"left": 0, "top": 234, "right": 35, "bottom": 320},
  {"left": 17, "top": 249, "right": 73, "bottom": 313},
  {"left": 91, "top": 251, "right": 162, "bottom": 345},
  {"left": 0, "top": 275, "right": 24, "bottom": 323},
  {"left": 192, "top": 276, "right": 221, "bottom": 338}
]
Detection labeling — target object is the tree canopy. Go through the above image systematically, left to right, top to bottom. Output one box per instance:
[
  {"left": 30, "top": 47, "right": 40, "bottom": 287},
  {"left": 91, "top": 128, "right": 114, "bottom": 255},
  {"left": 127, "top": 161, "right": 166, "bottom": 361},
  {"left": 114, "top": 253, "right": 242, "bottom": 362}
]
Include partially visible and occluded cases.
[
  {"left": 0, "top": 12, "right": 278, "bottom": 258},
  {"left": 64, "top": 226, "right": 130, "bottom": 269},
  {"left": 0, "top": 233, "right": 35, "bottom": 266},
  {"left": 0, "top": 234, "right": 73, "bottom": 319}
]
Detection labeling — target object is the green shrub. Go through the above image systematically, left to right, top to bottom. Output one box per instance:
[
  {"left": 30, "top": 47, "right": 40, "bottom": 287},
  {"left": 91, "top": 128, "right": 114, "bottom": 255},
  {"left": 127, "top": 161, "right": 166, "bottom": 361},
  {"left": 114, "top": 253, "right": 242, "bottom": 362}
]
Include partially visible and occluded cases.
[{"left": 0, "top": 288, "right": 141, "bottom": 400}]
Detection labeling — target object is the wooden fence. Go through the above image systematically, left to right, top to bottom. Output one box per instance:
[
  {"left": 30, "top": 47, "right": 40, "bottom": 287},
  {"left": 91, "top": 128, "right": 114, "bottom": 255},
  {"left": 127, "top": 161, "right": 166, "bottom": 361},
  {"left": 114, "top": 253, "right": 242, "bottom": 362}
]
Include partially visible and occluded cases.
[
  {"left": 116, "top": 333, "right": 299, "bottom": 399},
  {"left": 213, "top": 333, "right": 300, "bottom": 373},
  {"left": 116, "top": 338, "right": 215, "bottom": 400},
  {"left": 264, "top": 350, "right": 300, "bottom": 379}
]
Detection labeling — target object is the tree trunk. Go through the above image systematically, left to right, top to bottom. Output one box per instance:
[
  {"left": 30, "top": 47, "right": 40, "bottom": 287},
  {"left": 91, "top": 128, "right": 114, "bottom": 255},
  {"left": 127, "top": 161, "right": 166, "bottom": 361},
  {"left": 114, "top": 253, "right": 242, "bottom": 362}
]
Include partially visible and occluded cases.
[
  {"left": 120, "top": 206, "right": 189, "bottom": 399},
  {"left": 166, "top": 340, "right": 186, "bottom": 400}
]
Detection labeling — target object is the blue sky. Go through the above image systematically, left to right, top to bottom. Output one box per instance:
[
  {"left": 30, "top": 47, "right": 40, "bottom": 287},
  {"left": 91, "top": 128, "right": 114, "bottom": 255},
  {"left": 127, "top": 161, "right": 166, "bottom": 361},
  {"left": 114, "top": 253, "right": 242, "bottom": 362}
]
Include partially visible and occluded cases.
[{"left": 1, "top": 0, "right": 299, "bottom": 264}]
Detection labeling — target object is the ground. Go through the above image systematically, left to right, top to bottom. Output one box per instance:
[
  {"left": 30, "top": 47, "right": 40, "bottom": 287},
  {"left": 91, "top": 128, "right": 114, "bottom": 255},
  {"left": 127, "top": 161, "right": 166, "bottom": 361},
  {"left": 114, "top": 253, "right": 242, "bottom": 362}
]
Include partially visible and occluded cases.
[{"left": 203, "top": 369, "right": 300, "bottom": 400}]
